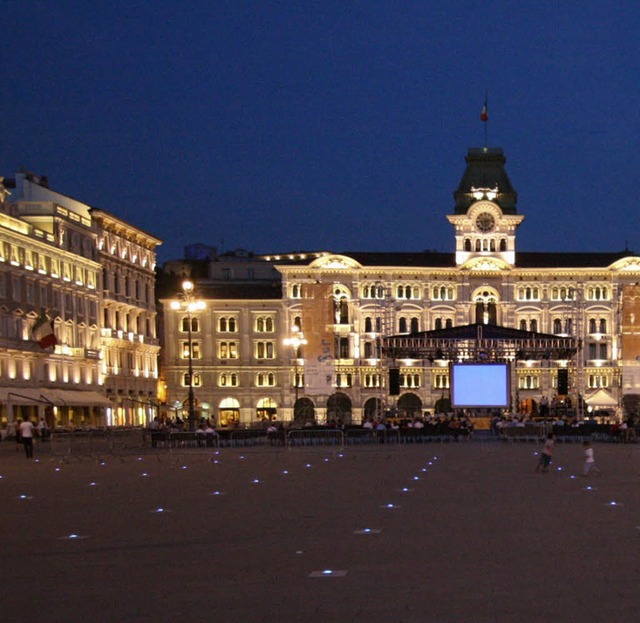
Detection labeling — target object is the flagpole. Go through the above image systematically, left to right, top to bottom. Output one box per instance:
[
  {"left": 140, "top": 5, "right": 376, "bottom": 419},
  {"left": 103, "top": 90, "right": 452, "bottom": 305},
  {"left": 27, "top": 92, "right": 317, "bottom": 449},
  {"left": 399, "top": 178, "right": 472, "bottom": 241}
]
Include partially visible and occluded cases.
[{"left": 481, "top": 91, "right": 489, "bottom": 149}]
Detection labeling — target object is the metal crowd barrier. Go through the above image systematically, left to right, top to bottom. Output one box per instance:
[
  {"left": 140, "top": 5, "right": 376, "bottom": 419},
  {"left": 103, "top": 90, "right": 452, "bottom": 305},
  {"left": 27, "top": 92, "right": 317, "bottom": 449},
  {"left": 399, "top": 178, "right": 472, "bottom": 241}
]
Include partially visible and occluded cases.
[
  {"left": 46, "top": 428, "right": 147, "bottom": 461},
  {"left": 286, "top": 429, "right": 345, "bottom": 449},
  {"left": 344, "top": 429, "right": 403, "bottom": 445},
  {"left": 149, "top": 431, "right": 220, "bottom": 451}
]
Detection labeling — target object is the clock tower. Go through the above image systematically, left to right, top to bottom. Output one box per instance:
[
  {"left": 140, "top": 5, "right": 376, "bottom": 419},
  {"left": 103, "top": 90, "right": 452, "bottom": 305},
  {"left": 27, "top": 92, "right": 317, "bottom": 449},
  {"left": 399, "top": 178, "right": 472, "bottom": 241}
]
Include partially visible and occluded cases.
[{"left": 447, "top": 147, "right": 524, "bottom": 266}]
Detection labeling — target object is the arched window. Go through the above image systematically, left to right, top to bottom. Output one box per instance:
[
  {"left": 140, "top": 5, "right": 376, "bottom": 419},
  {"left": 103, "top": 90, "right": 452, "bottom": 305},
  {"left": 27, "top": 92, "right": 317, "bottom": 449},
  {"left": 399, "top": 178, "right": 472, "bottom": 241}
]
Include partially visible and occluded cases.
[
  {"left": 464, "top": 238, "right": 471, "bottom": 251},
  {"left": 499, "top": 239, "right": 507, "bottom": 251},
  {"left": 181, "top": 316, "right": 198, "bottom": 332},
  {"left": 364, "top": 317, "right": 373, "bottom": 333},
  {"left": 399, "top": 317, "right": 408, "bottom": 333},
  {"left": 410, "top": 318, "right": 419, "bottom": 333},
  {"left": 435, "top": 318, "right": 443, "bottom": 330},
  {"left": 553, "top": 318, "right": 562, "bottom": 334},
  {"left": 589, "top": 318, "right": 597, "bottom": 333},
  {"left": 599, "top": 318, "right": 607, "bottom": 333},
  {"left": 520, "top": 319, "right": 527, "bottom": 331},
  {"left": 530, "top": 319, "right": 538, "bottom": 332},
  {"left": 183, "top": 372, "right": 201, "bottom": 387}
]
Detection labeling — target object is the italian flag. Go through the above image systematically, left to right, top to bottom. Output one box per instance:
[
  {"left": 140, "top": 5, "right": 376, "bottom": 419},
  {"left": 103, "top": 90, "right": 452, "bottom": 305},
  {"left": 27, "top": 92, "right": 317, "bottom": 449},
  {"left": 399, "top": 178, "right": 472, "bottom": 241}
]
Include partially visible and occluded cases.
[
  {"left": 480, "top": 97, "right": 488, "bottom": 122},
  {"left": 32, "top": 311, "right": 57, "bottom": 349}
]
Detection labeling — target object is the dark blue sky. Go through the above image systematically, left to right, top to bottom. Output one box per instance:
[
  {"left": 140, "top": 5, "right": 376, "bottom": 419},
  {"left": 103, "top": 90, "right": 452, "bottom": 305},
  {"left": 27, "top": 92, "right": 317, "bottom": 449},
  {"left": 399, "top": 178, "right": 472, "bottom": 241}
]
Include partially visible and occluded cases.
[{"left": 3, "top": 1, "right": 640, "bottom": 263}]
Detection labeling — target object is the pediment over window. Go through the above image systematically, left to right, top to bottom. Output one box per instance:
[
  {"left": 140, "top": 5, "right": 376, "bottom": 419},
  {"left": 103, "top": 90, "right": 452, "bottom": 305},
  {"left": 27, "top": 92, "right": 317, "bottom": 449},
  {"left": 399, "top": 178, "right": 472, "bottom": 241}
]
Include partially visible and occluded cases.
[
  {"left": 309, "top": 254, "right": 362, "bottom": 270},
  {"left": 610, "top": 256, "right": 640, "bottom": 272},
  {"left": 461, "top": 257, "right": 510, "bottom": 272}
]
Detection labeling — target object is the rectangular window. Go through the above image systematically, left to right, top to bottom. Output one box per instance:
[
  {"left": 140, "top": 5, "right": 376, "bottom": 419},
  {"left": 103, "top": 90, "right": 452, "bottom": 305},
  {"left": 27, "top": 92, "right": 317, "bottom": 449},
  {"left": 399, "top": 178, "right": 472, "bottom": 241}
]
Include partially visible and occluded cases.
[
  {"left": 11, "top": 276, "right": 20, "bottom": 300},
  {"left": 26, "top": 282, "right": 35, "bottom": 304},
  {"left": 182, "top": 341, "right": 201, "bottom": 359},
  {"left": 220, "top": 341, "right": 239, "bottom": 359},
  {"left": 256, "top": 341, "right": 275, "bottom": 359},
  {"left": 599, "top": 343, "right": 607, "bottom": 360}
]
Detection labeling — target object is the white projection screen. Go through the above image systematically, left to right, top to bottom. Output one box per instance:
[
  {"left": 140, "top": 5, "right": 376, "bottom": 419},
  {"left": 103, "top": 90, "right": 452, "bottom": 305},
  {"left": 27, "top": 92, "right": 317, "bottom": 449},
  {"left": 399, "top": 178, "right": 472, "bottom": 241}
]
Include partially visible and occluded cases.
[{"left": 451, "top": 363, "right": 510, "bottom": 408}]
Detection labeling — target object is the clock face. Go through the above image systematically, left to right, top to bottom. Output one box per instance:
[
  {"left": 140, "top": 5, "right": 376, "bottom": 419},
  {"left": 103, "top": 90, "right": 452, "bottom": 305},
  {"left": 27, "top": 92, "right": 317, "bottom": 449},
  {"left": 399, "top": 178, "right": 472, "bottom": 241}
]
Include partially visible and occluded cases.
[{"left": 475, "top": 212, "right": 495, "bottom": 233}]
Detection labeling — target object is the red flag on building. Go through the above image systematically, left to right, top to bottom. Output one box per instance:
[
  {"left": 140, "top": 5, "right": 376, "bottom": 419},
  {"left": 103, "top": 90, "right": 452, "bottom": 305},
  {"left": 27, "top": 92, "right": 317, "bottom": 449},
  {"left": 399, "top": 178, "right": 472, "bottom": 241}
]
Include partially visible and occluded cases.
[{"left": 32, "top": 310, "right": 57, "bottom": 349}]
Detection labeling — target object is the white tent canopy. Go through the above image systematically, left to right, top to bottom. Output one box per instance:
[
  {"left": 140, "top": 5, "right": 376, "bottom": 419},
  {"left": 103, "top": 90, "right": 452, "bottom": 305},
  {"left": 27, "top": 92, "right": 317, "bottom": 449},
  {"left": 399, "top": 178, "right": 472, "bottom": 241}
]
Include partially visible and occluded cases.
[{"left": 584, "top": 389, "right": 618, "bottom": 408}]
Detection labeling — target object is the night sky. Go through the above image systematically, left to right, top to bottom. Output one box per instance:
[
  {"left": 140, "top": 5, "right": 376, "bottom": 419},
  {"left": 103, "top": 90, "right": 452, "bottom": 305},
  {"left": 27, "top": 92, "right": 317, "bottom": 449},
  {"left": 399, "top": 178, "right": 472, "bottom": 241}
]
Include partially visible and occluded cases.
[{"left": 3, "top": 1, "right": 640, "bottom": 263}]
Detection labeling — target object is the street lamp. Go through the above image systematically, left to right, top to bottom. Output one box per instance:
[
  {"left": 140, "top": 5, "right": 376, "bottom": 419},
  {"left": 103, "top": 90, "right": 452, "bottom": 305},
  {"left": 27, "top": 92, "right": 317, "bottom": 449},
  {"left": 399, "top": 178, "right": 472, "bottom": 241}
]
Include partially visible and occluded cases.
[
  {"left": 170, "top": 279, "right": 205, "bottom": 431},
  {"left": 284, "top": 326, "right": 307, "bottom": 414}
]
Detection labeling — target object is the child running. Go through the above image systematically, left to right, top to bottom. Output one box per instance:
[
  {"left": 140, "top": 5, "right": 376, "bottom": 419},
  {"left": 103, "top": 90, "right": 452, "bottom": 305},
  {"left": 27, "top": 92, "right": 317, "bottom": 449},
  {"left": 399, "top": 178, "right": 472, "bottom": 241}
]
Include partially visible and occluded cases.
[
  {"left": 535, "top": 433, "right": 554, "bottom": 473},
  {"left": 582, "top": 440, "right": 600, "bottom": 477}
]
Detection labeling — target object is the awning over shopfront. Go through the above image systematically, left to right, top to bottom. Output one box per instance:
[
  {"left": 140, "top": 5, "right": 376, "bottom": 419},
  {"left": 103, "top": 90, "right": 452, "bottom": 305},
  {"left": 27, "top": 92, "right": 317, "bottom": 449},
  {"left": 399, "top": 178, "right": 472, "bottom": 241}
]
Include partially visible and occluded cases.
[
  {"left": 0, "top": 388, "right": 113, "bottom": 408},
  {"left": 0, "top": 388, "right": 47, "bottom": 405}
]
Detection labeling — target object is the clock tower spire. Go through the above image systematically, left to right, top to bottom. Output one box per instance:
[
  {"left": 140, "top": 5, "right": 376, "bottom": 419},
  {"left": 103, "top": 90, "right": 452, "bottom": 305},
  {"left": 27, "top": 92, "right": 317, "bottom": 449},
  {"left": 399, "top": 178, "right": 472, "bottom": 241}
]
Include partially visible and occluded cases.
[{"left": 447, "top": 147, "right": 524, "bottom": 267}]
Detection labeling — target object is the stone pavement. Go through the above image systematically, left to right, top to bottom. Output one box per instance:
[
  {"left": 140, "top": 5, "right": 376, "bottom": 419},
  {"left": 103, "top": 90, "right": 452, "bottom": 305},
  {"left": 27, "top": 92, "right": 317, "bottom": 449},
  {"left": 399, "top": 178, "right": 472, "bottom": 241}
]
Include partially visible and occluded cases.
[{"left": 1, "top": 438, "right": 639, "bottom": 623}]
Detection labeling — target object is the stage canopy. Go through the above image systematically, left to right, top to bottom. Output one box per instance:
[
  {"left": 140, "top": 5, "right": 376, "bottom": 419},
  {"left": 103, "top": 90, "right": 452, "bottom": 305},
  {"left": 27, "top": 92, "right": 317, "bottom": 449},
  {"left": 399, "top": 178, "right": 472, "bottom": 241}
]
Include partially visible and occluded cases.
[{"left": 382, "top": 322, "right": 578, "bottom": 362}]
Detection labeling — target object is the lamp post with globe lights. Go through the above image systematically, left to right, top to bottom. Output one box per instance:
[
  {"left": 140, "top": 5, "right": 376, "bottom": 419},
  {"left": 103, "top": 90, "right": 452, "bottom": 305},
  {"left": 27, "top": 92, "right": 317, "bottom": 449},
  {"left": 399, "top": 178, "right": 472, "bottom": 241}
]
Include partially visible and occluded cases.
[
  {"left": 170, "top": 280, "right": 205, "bottom": 431},
  {"left": 284, "top": 326, "right": 307, "bottom": 416}
]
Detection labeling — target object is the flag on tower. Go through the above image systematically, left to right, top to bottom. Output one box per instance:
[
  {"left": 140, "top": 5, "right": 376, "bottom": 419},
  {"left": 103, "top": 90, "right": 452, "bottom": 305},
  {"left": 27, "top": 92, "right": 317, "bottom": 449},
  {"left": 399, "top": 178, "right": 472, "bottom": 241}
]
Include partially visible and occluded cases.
[
  {"left": 480, "top": 95, "right": 488, "bottom": 122},
  {"left": 32, "top": 310, "right": 57, "bottom": 349}
]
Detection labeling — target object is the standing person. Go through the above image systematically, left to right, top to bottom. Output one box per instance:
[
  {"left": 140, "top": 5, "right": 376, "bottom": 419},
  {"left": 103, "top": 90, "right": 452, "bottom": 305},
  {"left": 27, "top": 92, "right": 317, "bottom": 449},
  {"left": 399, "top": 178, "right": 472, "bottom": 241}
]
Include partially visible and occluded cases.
[
  {"left": 14, "top": 418, "right": 22, "bottom": 452},
  {"left": 19, "top": 418, "right": 35, "bottom": 459},
  {"left": 535, "top": 433, "right": 554, "bottom": 473},
  {"left": 582, "top": 440, "right": 600, "bottom": 477}
]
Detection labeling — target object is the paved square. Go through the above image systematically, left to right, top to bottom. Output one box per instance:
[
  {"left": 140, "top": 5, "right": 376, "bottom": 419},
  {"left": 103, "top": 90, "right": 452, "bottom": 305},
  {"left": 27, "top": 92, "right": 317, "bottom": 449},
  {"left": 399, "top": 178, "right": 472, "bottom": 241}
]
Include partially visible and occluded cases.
[{"left": 2, "top": 439, "right": 639, "bottom": 622}]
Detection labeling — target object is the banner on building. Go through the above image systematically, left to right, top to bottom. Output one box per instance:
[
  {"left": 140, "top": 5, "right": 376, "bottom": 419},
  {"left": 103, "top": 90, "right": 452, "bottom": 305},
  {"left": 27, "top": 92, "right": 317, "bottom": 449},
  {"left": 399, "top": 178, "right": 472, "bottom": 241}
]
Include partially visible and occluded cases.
[
  {"left": 302, "top": 282, "right": 335, "bottom": 395},
  {"left": 621, "top": 284, "right": 640, "bottom": 360}
]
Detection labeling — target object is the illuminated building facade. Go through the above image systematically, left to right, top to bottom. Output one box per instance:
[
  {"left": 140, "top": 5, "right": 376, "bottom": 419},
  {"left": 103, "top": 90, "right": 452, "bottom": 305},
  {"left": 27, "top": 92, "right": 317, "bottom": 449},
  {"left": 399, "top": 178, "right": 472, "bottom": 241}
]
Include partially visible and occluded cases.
[
  {"left": 160, "top": 146, "right": 640, "bottom": 425},
  {"left": 0, "top": 172, "right": 161, "bottom": 428},
  {"left": 91, "top": 209, "right": 162, "bottom": 426}
]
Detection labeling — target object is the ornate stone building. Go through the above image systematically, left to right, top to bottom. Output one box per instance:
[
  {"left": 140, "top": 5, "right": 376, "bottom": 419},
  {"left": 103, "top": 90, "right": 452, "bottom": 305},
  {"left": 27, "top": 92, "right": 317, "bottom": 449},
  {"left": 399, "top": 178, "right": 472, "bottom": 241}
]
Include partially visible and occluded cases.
[
  {"left": 159, "top": 146, "right": 640, "bottom": 426},
  {"left": 0, "top": 172, "right": 161, "bottom": 429},
  {"left": 91, "top": 209, "right": 162, "bottom": 425}
]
